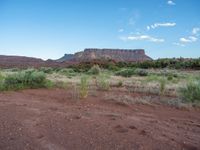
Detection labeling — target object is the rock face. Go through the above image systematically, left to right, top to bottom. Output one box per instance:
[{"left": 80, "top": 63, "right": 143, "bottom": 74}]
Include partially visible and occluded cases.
[{"left": 59, "top": 48, "right": 152, "bottom": 62}]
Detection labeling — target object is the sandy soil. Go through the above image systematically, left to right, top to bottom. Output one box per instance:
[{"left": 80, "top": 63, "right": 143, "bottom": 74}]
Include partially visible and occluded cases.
[{"left": 0, "top": 89, "right": 200, "bottom": 150}]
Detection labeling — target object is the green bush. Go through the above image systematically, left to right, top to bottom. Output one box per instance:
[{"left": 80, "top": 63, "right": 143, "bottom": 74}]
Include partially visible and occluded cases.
[
  {"left": 88, "top": 65, "right": 101, "bottom": 75},
  {"left": 115, "top": 68, "right": 135, "bottom": 77},
  {"left": 135, "top": 69, "right": 148, "bottom": 76},
  {"left": 2, "top": 70, "right": 50, "bottom": 90},
  {"left": 179, "top": 80, "right": 200, "bottom": 103}
]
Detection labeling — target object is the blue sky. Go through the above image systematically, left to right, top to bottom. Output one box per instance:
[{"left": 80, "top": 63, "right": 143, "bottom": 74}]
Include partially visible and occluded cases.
[{"left": 0, "top": 0, "right": 200, "bottom": 60}]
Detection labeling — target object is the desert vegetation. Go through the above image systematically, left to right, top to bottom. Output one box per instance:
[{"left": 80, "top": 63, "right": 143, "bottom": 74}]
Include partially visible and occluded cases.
[{"left": 0, "top": 62, "right": 200, "bottom": 107}]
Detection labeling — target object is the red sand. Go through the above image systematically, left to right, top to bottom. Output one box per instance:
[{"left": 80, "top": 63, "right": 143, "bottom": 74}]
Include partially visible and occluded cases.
[{"left": 0, "top": 89, "right": 200, "bottom": 150}]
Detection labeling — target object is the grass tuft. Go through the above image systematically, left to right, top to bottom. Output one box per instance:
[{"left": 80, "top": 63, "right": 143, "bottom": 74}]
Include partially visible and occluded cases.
[{"left": 79, "top": 76, "right": 89, "bottom": 99}]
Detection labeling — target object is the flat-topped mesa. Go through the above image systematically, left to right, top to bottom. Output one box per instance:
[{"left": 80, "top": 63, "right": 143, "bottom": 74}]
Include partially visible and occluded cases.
[
  {"left": 57, "top": 48, "right": 152, "bottom": 62},
  {"left": 74, "top": 48, "right": 151, "bottom": 62}
]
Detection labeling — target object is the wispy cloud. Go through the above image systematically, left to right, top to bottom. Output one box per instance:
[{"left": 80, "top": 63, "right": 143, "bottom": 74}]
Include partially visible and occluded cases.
[
  {"left": 167, "top": 0, "right": 176, "bottom": 5},
  {"left": 128, "top": 11, "right": 140, "bottom": 26},
  {"left": 129, "top": 18, "right": 136, "bottom": 25},
  {"left": 147, "top": 22, "right": 176, "bottom": 30},
  {"left": 192, "top": 27, "right": 200, "bottom": 36},
  {"left": 118, "top": 28, "right": 124, "bottom": 33},
  {"left": 120, "top": 35, "right": 164, "bottom": 43},
  {"left": 180, "top": 36, "right": 198, "bottom": 43},
  {"left": 173, "top": 42, "right": 185, "bottom": 47}
]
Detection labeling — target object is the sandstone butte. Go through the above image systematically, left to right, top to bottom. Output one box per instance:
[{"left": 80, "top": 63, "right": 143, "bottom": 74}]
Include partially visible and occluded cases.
[{"left": 57, "top": 48, "right": 152, "bottom": 62}]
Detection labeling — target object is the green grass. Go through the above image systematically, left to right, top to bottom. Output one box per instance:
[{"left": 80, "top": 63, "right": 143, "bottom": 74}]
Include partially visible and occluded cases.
[
  {"left": 39, "top": 67, "right": 54, "bottom": 74},
  {"left": 58, "top": 68, "right": 77, "bottom": 78},
  {"left": 115, "top": 68, "right": 149, "bottom": 77},
  {"left": 97, "top": 74, "right": 110, "bottom": 91},
  {"left": 145, "top": 75, "right": 167, "bottom": 95},
  {"left": 159, "top": 77, "right": 167, "bottom": 95},
  {"left": 179, "top": 80, "right": 200, "bottom": 103}
]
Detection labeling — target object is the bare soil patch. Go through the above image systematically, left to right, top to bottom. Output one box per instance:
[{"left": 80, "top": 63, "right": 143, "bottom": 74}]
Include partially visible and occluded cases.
[{"left": 0, "top": 89, "right": 200, "bottom": 150}]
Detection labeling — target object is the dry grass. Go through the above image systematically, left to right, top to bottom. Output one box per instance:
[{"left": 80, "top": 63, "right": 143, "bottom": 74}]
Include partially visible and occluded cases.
[{"left": 104, "top": 94, "right": 151, "bottom": 106}]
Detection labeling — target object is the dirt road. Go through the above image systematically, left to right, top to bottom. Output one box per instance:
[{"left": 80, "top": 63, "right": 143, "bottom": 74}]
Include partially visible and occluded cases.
[{"left": 0, "top": 89, "right": 200, "bottom": 150}]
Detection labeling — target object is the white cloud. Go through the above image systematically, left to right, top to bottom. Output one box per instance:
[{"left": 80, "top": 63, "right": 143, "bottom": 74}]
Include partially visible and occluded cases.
[
  {"left": 167, "top": 0, "right": 176, "bottom": 5},
  {"left": 147, "top": 22, "right": 176, "bottom": 30},
  {"left": 192, "top": 27, "right": 200, "bottom": 36},
  {"left": 173, "top": 28, "right": 199, "bottom": 46},
  {"left": 118, "top": 29, "right": 124, "bottom": 33},
  {"left": 120, "top": 35, "right": 164, "bottom": 43},
  {"left": 180, "top": 36, "right": 198, "bottom": 43}
]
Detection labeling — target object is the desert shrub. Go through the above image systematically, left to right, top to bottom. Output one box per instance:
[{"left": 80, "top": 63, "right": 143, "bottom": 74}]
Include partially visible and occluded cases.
[
  {"left": 88, "top": 65, "right": 101, "bottom": 75},
  {"left": 39, "top": 67, "right": 54, "bottom": 74},
  {"left": 53, "top": 67, "right": 62, "bottom": 72},
  {"left": 10, "top": 68, "right": 21, "bottom": 72},
  {"left": 59, "top": 68, "right": 76, "bottom": 77},
  {"left": 115, "top": 68, "right": 135, "bottom": 77},
  {"left": 134, "top": 69, "right": 148, "bottom": 76},
  {"left": 2, "top": 70, "right": 50, "bottom": 90},
  {"left": 162, "top": 71, "right": 178, "bottom": 78},
  {"left": 0, "top": 72, "right": 4, "bottom": 90},
  {"left": 0, "top": 72, "right": 4, "bottom": 81},
  {"left": 97, "top": 74, "right": 110, "bottom": 90},
  {"left": 79, "top": 76, "right": 89, "bottom": 99},
  {"left": 167, "top": 76, "right": 173, "bottom": 81},
  {"left": 117, "top": 80, "right": 123, "bottom": 87},
  {"left": 179, "top": 80, "right": 200, "bottom": 103}
]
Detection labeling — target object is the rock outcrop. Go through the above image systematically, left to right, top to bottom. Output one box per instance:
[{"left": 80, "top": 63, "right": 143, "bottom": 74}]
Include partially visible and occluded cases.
[{"left": 58, "top": 48, "right": 152, "bottom": 62}]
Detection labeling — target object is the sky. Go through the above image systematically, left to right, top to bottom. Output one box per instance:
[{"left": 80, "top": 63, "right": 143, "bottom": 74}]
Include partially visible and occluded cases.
[{"left": 0, "top": 0, "right": 200, "bottom": 60}]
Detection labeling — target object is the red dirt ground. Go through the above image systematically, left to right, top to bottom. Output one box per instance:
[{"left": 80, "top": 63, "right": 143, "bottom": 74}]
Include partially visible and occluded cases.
[{"left": 0, "top": 89, "right": 200, "bottom": 150}]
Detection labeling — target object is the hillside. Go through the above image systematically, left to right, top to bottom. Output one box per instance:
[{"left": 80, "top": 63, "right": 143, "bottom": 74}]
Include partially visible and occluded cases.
[{"left": 0, "top": 55, "right": 45, "bottom": 68}]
